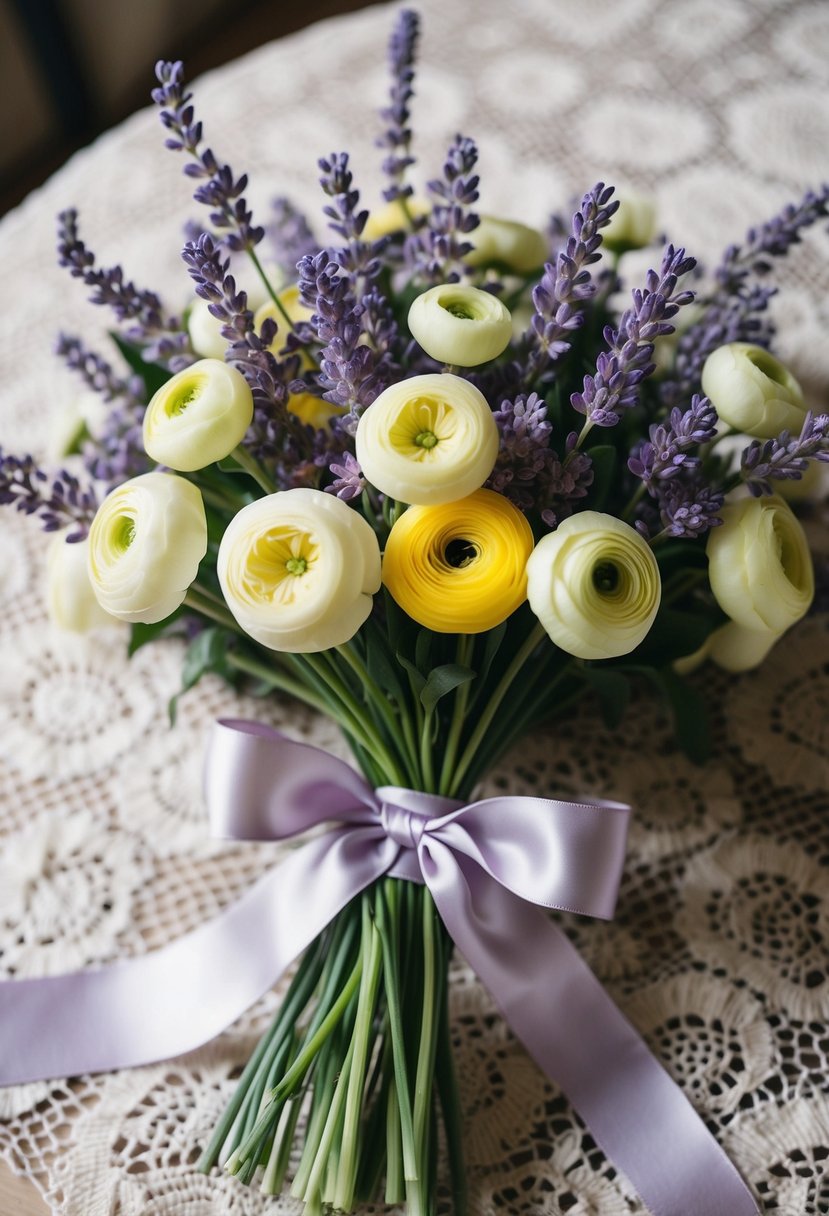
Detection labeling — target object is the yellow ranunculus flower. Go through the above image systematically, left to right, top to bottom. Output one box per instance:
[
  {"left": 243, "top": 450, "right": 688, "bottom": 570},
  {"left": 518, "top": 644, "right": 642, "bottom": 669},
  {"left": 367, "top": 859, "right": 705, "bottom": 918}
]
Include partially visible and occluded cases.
[
  {"left": 363, "top": 197, "right": 430, "bottom": 240},
  {"left": 464, "top": 215, "right": 547, "bottom": 273},
  {"left": 408, "top": 284, "right": 512, "bottom": 367},
  {"left": 254, "top": 286, "right": 315, "bottom": 357},
  {"left": 701, "top": 343, "right": 806, "bottom": 438},
  {"left": 143, "top": 359, "right": 253, "bottom": 472},
  {"left": 355, "top": 373, "right": 499, "bottom": 506},
  {"left": 287, "top": 391, "right": 347, "bottom": 431},
  {"left": 87, "top": 472, "right": 208, "bottom": 623},
  {"left": 217, "top": 488, "right": 381, "bottom": 653},
  {"left": 382, "top": 489, "right": 534, "bottom": 633},
  {"left": 706, "top": 495, "right": 813, "bottom": 633},
  {"left": 526, "top": 512, "right": 661, "bottom": 660}
]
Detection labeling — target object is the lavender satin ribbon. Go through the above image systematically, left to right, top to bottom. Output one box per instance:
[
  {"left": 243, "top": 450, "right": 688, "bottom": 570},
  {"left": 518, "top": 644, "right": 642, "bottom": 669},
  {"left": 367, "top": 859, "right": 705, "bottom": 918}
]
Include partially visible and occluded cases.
[{"left": 0, "top": 719, "right": 758, "bottom": 1216}]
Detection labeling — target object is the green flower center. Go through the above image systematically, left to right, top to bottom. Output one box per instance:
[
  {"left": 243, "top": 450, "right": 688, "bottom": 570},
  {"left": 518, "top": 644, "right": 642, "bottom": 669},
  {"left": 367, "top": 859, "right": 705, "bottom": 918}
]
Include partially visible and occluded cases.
[
  {"left": 443, "top": 303, "right": 475, "bottom": 320},
  {"left": 165, "top": 378, "right": 203, "bottom": 416},
  {"left": 414, "top": 430, "right": 439, "bottom": 449},
  {"left": 112, "top": 514, "right": 136, "bottom": 554},
  {"left": 285, "top": 556, "right": 308, "bottom": 576},
  {"left": 593, "top": 561, "right": 620, "bottom": 594}
]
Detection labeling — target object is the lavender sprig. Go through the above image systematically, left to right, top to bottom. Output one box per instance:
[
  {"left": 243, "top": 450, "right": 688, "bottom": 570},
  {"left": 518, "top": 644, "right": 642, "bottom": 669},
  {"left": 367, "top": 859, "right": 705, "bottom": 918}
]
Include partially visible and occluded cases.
[
  {"left": 377, "top": 8, "right": 420, "bottom": 204},
  {"left": 152, "top": 61, "right": 264, "bottom": 253},
  {"left": 406, "top": 135, "right": 480, "bottom": 283},
  {"left": 318, "top": 153, "right": 384, "bottom": 290},
  {"left": 523, "top": 182, "right": 618, "bottom": 385},
  {"left": 716, "top": 184, "right": 829, "bottom": 294},
  {"left": 270, "top": 196, "right": 319, "bottom": 275},
  {"left": 56, "top": 209, "right": 191, "bottom": 368},
  {"left": 572, "top": 245, "right": 696, "bottom": 428},
  {"left": 55, "top": 333, "right": 144, "bottom": 409},
  {"left": 628, "top": 394, "right": 718, "bottom": 485},
  {"left": 741, "top": 411, "right": 829, "bottom": 496},
  {"left": 0, "top": 450, "right": 98, "bottom": 540},
  {"left": 326, "top": 451, "right": 366, "bottom": 501},
  {"left": 653, "top": 471, "right": 724, "bottom": 539}
]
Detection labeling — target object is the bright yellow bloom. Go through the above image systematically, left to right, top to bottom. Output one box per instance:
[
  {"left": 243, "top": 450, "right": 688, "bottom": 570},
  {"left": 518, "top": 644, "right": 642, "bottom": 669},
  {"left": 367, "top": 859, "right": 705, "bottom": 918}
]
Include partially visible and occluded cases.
[
  {"left": 363, "top": 197, "right": 430, "bottom": 240},
  {"left": 254, "top": 286, "right": 314, "bottom": 357},
  {"left": 356, "top": 373, "right": 499, "bottom": 505},
  {"left": 287, "top": 391, "right": 347, "bottom": 431},
  {"left": 382, "top": 489, "right": 534, "bottom": 633}
]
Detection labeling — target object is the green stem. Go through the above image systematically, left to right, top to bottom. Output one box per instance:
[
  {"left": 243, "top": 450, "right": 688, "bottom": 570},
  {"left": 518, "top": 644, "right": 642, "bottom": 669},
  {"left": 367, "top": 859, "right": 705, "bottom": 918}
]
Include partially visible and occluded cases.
[
  {"left": 247, "top": 246, "right": 296, "bottom": 331},
  {"left": 231, "top": 444, "right": 278, "bottom": 493},
  {"left": 621, "top": 480, "right": 647, "bottom": 522},
  {"left": 183, "top": 589, "right": 241, "bottom": 633},
  {"left": 449, "top": 623, "right": 547, "bottom": 796},
  {"left": 438, "top": 635, "right": 475, "bottom": 795},
  {"left": 336, "top": 642, "right": 417, "bottom": 780},
  {"left": 225, "top": 650, "right": 332, "bottom": 716},
  {"left": 305, "top": 652, "right": 408, "bottom": 784},
  {"left": 419, "top": 708, "right": 436, "bottom": 793},
  {"left": 413, "top": 891, "right": 439, "bottom": 1169},
  {"left": 434, "top": 932, "right": 467, "bottom": 1216},
  {"left": 385, "top": 1077, "right": 404, "bottom": 1204}
]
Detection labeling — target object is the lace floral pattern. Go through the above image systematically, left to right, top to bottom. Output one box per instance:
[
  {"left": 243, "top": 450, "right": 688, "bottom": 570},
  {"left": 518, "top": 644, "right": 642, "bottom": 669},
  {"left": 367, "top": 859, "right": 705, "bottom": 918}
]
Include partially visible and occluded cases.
[{"left": 1, "top": 0, "right": 828, "bottom": 1211}]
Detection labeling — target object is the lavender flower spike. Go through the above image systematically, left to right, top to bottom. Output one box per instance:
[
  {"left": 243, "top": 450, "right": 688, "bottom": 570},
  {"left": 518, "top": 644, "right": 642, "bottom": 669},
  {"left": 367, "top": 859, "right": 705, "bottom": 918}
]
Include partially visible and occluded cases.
[
  {"left": 377, "top": 8, "right": 420, "bottom": 203},
  {"left": 407, "top": 134, "right": 480, "bottom": 284},
  {"left": 523, "top": 183, "right": 618, "bottom": 385},
  {"left": 270, "top": 196, "right": 319, "bottom": 275},
  {"left": 572, "top": 244, "right": 696, "bottom": 428},
  {"left": 628, "top": 394, "right": 718, "bottom": 485},
  {"left": 741, "top": 411, "right": 829, "bottom": 496},
  {"left": 0, "top": 450, "right": 98, "bottom": 540}
]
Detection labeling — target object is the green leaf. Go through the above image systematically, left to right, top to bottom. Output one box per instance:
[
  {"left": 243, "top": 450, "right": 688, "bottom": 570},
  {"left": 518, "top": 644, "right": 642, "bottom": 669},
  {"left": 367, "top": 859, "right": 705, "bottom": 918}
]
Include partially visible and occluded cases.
[
  {"left": 110, "top": 332, "right": 171, "bottom": 398},
  {"left": 582, "top": 445, "right": 616, "bottom": 512},
  {"left": 217, "top": 454, "right": 247, "bottom": 475},
  {"left": 128, "top": 607, "right": 184, "bottom": 656},
  {"left": 630, "top": 607, "right": 717, "bottom": 666},
  {"left": 478, "top": 621, "right": 508, "bottom": 688},
  {"left": 168, "top": 627, "right": 232, "bottom": 723},
  {"left": 415, "top": 629, "right": 433, "bottom": 674},
  {"left": 365, "top": 637, "right": 407, "bottom": 703},
  {"left": 396, "top": 652, "right": 426, "bottom": 696},
  {"left": 420, "top": 664, "right": 476, "bottom": 714},
  {"left": 580, "top": 666, "right": 631, "bottom": 729},
  {"left": 652, "top": 666, "right": 712, "bottom": 764}
]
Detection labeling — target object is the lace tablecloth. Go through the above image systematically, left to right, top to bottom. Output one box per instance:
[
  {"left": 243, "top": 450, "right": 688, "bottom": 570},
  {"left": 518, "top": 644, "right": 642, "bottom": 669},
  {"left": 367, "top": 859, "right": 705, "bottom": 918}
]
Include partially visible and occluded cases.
[{"left": 1, "top": 0, "right": 828, "bottom": 1212}]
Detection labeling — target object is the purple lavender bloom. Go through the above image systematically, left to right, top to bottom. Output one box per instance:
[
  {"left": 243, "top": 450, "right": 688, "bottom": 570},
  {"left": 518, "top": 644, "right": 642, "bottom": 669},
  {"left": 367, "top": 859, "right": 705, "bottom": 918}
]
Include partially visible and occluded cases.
[
  {"left": 377, "top": 8, "right": 420, "bottom": 203},
  {"left": 153, "top": 61, "right": 264, "bottom": 253},
  {"left": 406, "top": 134, "right": 480, "bottom": 283},
  {"left": 318, "top": 153, "right": 385, "bottom": 290},
  {"left": 522, "top": 183, "right": 618, "bottom": 386},
  {"left": 716, "top": 183, "right": 829, "bottom": 294},
  {"left": 270, "top": 196, "right": 319, "bottom": 275},
  {"left": 57, "top": 210, "right": 191, "bottom": 367},
  {"left": 572, "top": 244, "right": 696, "bottom": 427},
  {"left": 55, "top": 333, "right": 144, "bottom": 407},
  {"left": 628, "top": 394, "right": 718, "bottom": 484},
  {"left": 741, "top": 411, "right": 829, "bottom": 496},
  {"left": 0, "top": 450, "right": 98, "bottom": 540},
  {"left": 326, "top": 451, "right": 366, "bottom": 501},
  {"left": 654, "top": 471, "right": 724, "bottom": 538}
]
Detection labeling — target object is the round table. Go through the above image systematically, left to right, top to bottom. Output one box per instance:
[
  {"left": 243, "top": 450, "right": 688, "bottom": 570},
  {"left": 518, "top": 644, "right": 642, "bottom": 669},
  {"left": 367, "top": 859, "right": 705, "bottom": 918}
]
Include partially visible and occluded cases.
[{"left": 1, "top": 0, "right": 829, "bottom": 1212}]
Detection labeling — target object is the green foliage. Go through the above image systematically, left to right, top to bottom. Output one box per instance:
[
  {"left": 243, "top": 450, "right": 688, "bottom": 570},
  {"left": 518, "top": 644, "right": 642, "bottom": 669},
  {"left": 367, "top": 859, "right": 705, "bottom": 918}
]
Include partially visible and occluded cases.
[
  {"left": 168, "top": 626, "right": 233, "bottom": 723},
  {"left": 420, "top": 664, "right": 476, "bottom": 714}
]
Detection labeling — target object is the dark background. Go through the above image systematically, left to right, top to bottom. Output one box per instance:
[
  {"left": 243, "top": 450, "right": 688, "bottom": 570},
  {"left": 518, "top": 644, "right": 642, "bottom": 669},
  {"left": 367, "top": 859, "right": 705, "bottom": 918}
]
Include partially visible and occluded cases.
[{"left": 0, "top": 0, "right": 388, "bottom": 218}]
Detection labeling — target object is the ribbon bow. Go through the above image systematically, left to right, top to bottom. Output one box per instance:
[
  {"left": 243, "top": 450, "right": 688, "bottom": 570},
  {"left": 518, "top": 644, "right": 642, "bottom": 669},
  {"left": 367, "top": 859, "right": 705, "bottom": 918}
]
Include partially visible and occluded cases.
[{"left": 0, "top": 720, "right": 757, "bottom": 1216}]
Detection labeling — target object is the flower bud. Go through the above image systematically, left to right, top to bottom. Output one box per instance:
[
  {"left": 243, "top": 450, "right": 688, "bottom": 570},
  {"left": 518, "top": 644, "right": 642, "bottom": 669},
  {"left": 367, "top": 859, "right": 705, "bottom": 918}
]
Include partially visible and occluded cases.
[
  {"left": 602, "top": 192, "right": 657, "bottom": 254},
  {"left": 363, "top": 197, "right": 430, "bottom": 240},
  {"left": 464, "top": 216, "right": 547, "bottom": 272},
  {"left": 188, "top": 263, "right": 284, "bottom": 358},
  {"left": 408, "top": 285, "right": 512, "bottom": 367},
  {"left": 701, "top": 343, "right": 806, "bottom": 438},
  {"left": 143, "top": 359, "right": 253, "bottom": 472},
  {"left": 355, "top": 373, "right": 499, "bottom": 505},
  {"left": 87, "top": 472, "right": 208, "bottom": 623},
  {"left": 217, "top": 488, "right": 381, "bottom": 653},
  {"left": 382, "top": 490, "right": 534, "bottom": 633},
  {"left": 706, "top": 495, "right": 813, "bottom": 632},
  {"left": 526, "top": 512, "right": 662, "bottom": 660},
  {"left": 47, "top": 535, "right": 115, "bottom": 632},
  {"left": 707, "top": 622, "right": 781, "bottom": 673}
]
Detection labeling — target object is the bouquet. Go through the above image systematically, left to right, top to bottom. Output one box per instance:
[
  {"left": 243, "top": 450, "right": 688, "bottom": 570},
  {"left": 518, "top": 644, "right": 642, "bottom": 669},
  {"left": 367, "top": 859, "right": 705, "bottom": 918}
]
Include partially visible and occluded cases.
[{"left": 1, "top": 8, "right": 827, "bottom": 1214}]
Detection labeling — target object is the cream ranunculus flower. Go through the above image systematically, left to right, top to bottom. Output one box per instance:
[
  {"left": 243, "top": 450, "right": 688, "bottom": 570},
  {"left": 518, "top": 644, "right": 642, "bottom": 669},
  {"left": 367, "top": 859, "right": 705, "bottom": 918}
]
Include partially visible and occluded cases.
[
  {"left": 602, "top": 192, "right": 657, "bottom": 254},
  {"left": 464, "top": 216, "right": 547, "bottom": 273},
  {"left": 407, "top": 285, "right": 512, "bottom": 367},
  {"left": 701, "top": 343, "right": 807, "bottom": 438},
  {"left": 143, "top": 359, "right": 254, "bottom": 472},
  {"left": 355, "top": 373, "right": 499, "bottom": 505},
  {"left": 87, "top": 472, "right": 208, "bottom": 623},
  {"left": 217, "top": 488, "right": 381, "bottom": 653},
  {"left": 706, "top": 495, "right": 813, "bottom": 632},
  {"left": 526, "top": 512, "right": 662, "bottom": 660},
  {"left": 47, "top": 535, "right": 116, "bottom": 632},
  {"left": 707, "top": 621, "right": 781, "bottom": 673}
]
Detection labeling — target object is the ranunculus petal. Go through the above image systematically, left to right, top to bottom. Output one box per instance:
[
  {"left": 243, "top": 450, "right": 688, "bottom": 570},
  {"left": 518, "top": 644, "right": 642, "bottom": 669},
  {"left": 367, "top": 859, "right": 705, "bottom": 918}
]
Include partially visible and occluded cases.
[
  {"left": 408, "top": 285, "right": 512, "bottom": 367},
  {"left": 701, "top": 343, "right": 806, "bottom": 438},
  {"left": 143, "top": 359, "right": 254, "bottom": 472}
]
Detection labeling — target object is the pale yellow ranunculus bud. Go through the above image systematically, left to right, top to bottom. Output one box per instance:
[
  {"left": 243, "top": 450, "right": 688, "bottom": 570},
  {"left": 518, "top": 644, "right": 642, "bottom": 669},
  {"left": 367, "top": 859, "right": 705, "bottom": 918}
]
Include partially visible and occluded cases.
[
  {"left": 602, "top": 192, "right": 658, "bottom": 255},
  {"left": 363, "top": 197, "right": 430, "bottom": 240},
  {"left": 465, "top": 216, "right": 547, "bottom": 273},
  {"left": 253, "top": 285, "right": 315, "bottom": 355},
  {"left": 408, "top": 285, "right": 512, "bottom": 367},
  {"left": 187, "top": 297, "right": 229, "bottom": 360},
  {"left": 701, "top": 343, "right": 806, "bottom": 438},
  {"left": 143, "top": 359, "right": 253, "bottom": 472},
  {"left": 355, "top": 373, "right": 499, "bottom": 506},
  {"left": 287, "top": 391, "right": 347, "bottom": 431},
  {"left": 776, "top": 455, "right": 829, "bottom": 503},
  {"left": 87, "top": 472, "right": 208, "bottom": 623},
  {"left": 217, "top": 488, "right": 381, "bottom": 653},
  {"left": 706, "top": 495, "right": 813, "bottom": 633},
  {"left": 526, "top": 512, "right": 662, "bottom": 660},
  {"left": 47, "top": 535, "right": 115, "bottom": 632},
  {"left": 707, "top": 621, "right": 781, "bottom": 673}
]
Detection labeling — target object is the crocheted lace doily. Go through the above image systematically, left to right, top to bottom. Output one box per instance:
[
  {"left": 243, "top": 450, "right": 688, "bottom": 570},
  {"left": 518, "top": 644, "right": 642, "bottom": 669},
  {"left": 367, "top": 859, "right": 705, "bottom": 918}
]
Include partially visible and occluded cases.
[{"left": 1, "top": 0, "right": 828, "bottom": 1211}]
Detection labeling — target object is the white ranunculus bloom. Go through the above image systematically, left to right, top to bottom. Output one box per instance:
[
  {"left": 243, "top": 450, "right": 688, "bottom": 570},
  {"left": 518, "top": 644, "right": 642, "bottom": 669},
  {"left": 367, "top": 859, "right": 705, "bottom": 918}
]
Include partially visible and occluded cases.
[
  {"left": 602, "top": 192, "right": 657, "bottom": 254},
  {"left": 464, "top": 216, "right": 547, "bottom": 272},
  {"left": 407, "top": 285, "right": 512, "bottom": 367},
  {"left": 187, "top": 297, "right": 229, "bottom": 360},
  {"left": 701, "top": 343, "right": 807, "bottom": 438},
  {"left": 143, "top": 359, "right": 254, "bottom": 472},
  {"left": 355, "top": 373, "right": 499, "bottom": 505},
  {"left": 87, "top": 472, "right": 207, "bottom": 623},
  {"left": 217, "top": 488, "right": 381, "bottom": 653},
  {"left": 706, "top": 495, "right": 813, "bottom": 633},
  {"left": 526, "top": 512, "right": 661, "bottom": 660},
  {"left": 47, "top": 535, "right": 115, "bottom": 632},
  {"left": 707, "top": 621, "right": 781, "bottom": 673}
]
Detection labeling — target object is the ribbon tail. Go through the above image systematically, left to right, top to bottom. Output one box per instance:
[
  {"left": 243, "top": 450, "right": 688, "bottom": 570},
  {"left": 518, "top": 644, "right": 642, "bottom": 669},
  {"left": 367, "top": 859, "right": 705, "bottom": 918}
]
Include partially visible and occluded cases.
[
  {"left": 0, "top": 829, "right": 395, "bottom": 1086},
  {"left": 424, "top": 845, "right": 759, "bottom": 1216}
]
